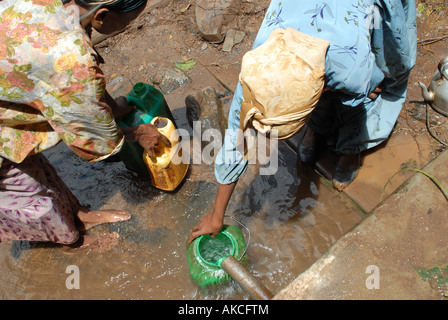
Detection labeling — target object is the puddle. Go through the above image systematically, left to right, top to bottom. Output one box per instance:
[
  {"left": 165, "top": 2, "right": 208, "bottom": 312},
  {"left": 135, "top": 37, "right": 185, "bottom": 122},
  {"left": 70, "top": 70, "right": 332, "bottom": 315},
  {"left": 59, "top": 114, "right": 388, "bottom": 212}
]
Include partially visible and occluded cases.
[{"left": 0, "top": 139, "right": 363, "bottom": 299}]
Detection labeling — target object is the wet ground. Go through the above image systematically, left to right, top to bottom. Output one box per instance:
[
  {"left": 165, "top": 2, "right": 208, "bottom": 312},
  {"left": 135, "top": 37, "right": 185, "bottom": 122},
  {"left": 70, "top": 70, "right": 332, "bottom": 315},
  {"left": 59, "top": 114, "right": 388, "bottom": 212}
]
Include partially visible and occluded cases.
[
  {"left": 1, "top": 0, "right": 447, "bottom": 300},
  {"left": 0, "top": 140, "right": 362, "bottom": 299}
]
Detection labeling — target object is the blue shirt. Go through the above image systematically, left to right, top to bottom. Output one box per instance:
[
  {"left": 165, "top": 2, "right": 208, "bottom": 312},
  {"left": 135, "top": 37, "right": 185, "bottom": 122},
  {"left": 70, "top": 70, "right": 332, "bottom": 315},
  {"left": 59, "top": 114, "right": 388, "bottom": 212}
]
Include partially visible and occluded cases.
[{"left": 215, "top": 0, "right": 417, "bottom": 184}]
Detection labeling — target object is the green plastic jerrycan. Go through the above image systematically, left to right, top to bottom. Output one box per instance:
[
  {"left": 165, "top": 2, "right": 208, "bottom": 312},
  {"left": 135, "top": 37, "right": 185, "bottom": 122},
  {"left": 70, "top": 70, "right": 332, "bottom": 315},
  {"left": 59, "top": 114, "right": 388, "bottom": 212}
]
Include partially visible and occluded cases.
[
  {"left": 116, "top": 82, "right": 176, "bottom": 178},
  {"left": 186, "top": 224, "right": 248, "bottom": 287}
]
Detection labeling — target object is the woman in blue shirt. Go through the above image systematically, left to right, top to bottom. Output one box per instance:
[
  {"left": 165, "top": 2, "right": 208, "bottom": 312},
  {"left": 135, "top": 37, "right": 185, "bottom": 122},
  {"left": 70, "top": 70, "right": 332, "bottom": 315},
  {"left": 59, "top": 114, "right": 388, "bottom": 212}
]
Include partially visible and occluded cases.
[{"left": 188, "top": 0, "right": 417, "bottom": 242}]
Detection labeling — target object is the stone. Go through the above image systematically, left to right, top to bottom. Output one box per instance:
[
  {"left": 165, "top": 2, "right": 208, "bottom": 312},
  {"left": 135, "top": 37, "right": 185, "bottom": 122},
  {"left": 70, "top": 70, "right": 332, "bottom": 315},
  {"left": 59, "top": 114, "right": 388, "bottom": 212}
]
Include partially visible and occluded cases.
[
  {"left": 195, "top": 0, "right": 240, "bottom": 42},
  {"left": 222, "top": 29, "right": 246, "bottom": 52},
  {"left": 233, "top": 30, "right": 246, "bottom": 44},
  {"left": 158, "top": 68, "right": 192, "bottom": 94},
  {"left": 106, "top": 76, "right": 134, "bottom": 99},
  {"left": 192, "top": 86, "right": 227, "bottom": 134},
  {"left": 185, "top": 87, "right": 227, "bottom": 158},
  {"left": 185, "top": 94, "right": 201, "bottom": 130}
]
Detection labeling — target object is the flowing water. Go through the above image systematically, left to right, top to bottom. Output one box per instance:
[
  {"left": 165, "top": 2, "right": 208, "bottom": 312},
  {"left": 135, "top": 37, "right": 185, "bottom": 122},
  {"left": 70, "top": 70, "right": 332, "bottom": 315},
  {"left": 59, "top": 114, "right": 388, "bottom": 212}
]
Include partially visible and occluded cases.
[
  {"left": 0, "top": 138, "right": 364, "bottom": 300},
  {"left": 198, "top": 234, "right": 234, "bottom": 266}
]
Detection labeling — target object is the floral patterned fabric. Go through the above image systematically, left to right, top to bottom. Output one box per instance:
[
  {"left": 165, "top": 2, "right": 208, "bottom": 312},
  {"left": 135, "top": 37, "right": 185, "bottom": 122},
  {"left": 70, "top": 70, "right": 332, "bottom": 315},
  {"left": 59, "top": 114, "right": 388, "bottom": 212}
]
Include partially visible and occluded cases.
[
  {"left": 0, "top": 0, "right": 124, "bottom": 168},
  {"left": 214, "top": 0, "right": 417, "bottom": 184}
]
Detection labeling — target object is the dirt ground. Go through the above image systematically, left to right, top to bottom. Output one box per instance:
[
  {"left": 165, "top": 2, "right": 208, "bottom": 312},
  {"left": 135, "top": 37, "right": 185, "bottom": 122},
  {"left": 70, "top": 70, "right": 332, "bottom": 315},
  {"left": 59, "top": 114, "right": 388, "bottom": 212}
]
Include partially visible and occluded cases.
[{"left": 406, "top": 0, "right": 448, "bottom": 157}]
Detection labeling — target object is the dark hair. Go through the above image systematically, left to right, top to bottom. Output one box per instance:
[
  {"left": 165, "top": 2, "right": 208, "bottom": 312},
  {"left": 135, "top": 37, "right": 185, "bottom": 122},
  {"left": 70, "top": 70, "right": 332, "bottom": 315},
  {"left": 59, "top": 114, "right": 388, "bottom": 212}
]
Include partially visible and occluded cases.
[{"left": 72, "top": 0, "right": 148, "bottom": 13}]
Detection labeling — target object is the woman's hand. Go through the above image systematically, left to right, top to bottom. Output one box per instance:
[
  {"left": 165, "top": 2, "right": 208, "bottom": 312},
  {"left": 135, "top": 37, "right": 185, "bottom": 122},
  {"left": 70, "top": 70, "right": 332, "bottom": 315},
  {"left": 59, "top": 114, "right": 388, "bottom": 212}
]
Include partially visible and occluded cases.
[
  {"left": 368, "top": 86, "right": 382, "bottom": 100},
  {"left": 105, "top": 90, "right": 136, "bottom": 119},
  {"left": 113, "top": 96, "right": 135, "bottom": 118},
  {"left": 120, "top": 123, "right": 171, "bottom": 157},
  {"left": 136, "top": 123, "right": 171, "bottom": 157},
  {"left": 187, "top": 183, "right": 237, "bottom": 244},
  {"left": 188, "top": 212, "right": 224, "bottom": 244}
]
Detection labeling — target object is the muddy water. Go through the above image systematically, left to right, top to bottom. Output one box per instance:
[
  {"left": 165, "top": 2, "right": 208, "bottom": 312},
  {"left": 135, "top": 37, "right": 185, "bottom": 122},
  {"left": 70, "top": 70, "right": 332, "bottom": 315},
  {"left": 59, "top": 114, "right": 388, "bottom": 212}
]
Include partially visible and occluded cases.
[{"left": 0, "top": 139, "right": 363, "bottom": 300}]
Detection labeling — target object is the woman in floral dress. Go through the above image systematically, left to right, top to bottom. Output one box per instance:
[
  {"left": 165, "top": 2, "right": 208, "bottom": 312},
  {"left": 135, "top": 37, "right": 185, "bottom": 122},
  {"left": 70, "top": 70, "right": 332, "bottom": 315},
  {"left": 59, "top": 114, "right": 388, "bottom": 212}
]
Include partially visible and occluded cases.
[
  {"left": 0, "top": 0, "right": 169, "bottom": 252},
  {"left": 189, "top": 0, "right": 417, "bottom": 242}
]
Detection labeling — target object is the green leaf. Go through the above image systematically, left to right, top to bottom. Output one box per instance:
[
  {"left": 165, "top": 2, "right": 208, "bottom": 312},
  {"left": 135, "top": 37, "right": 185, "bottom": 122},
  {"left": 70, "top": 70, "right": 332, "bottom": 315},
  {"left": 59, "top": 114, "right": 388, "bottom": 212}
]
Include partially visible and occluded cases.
[
  {"left": 6, "top": 46, "right": 15, "bottom": 58},
  {"left": 174, "top": 59, "right": 197, "bottom": 71},
  {"left": 381, "top": 168, "right": 448, "bottom": 202}
]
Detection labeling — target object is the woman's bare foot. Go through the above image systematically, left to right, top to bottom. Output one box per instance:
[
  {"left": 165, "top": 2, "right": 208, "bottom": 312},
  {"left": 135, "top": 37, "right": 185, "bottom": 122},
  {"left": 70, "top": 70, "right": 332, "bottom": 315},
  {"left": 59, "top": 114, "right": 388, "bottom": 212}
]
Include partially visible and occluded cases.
[
  {"left": 76, "top": 207, "right": 131, "bottom": 232},
  {"left": 62, "top": 233, "right": 120, "bottom": 253}
]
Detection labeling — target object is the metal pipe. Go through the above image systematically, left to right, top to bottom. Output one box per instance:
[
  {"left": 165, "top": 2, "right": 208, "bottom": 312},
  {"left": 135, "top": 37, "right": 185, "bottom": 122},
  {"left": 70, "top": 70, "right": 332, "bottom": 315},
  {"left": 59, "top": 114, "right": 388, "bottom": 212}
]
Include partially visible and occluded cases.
[{"left": 220, "top": 256, "right": 274, "bottom": 300}]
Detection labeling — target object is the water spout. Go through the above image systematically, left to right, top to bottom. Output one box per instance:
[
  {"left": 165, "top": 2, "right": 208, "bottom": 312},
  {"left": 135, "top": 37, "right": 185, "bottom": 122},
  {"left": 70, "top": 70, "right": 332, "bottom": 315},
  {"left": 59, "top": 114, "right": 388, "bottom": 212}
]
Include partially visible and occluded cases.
[
  {"left": 419, "top": 81, "right": 434, "bottom": 102},
  {"left": 220, "top": 256, "right": 274, "bottom": 300}
]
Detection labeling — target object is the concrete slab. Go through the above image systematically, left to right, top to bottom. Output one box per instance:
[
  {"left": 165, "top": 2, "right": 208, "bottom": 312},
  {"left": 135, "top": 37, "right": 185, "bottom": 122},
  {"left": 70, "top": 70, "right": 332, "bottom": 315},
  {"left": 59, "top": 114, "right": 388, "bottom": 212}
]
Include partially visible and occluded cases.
[
  {"left": 287, "top": 118, "right": 438, "bottom": 214},
  {"left": 335, "top": 124, "right": 436, "bottom": 213},
  {"left": 274, "top": 149, "right": 448, "bottom": 300}
]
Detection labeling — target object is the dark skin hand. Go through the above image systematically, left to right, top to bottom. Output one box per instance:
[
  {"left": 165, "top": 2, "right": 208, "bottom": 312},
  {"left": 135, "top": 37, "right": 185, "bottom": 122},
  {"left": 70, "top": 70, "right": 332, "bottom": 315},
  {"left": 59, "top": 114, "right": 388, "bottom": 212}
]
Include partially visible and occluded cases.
[
  {"left": 368, "top": 86, "right": 382, "bottom": 100},
  {"left": 106, "top": 92, "right": 171, "bottom": 157},
  {"left": 106, "top": 93, "right": 135, "bottom": 119},
  {"left": 121, "top": 123, "right": 171, "bottom": 157},
  {"left": 188, "top": 182, "right": 237, "bottom": 244}
]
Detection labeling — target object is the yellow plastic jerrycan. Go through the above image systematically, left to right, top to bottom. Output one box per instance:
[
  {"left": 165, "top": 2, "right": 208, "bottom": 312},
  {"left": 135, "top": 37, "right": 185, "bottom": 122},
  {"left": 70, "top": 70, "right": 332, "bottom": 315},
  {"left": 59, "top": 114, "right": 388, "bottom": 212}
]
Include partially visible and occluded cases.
[{"left": 143, "top": 117, "right": 189, "bottom": 191}]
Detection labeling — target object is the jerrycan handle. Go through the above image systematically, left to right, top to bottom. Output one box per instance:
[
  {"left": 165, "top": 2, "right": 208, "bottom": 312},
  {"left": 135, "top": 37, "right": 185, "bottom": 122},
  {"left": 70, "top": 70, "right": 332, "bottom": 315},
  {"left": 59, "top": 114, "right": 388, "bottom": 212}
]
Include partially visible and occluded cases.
[
  {"left": 150, "top": 117, "right": 172, "bottom": 156},
  {"left": 224, "top": 215, "right": 250, "bottom": 261}
]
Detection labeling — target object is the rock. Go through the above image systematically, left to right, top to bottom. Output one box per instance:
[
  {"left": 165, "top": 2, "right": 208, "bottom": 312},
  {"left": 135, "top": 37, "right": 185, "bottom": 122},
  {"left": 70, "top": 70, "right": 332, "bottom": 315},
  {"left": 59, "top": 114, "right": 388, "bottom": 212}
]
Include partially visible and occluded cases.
[
  {"left": 195, "top": 0, "right": 240, "bottom": 42},
  {"left": 241, "top": 0, "right": 270, "bottom": 14},
  {"left": 222, "top": 29, "right": 246, "bottom": 52},
  {"left": 233, "top": 30, "right": 246, "bottom": 44},
  {"left": 158, "top": 68, "right": 192, "bottom": 94},
  {"left": 106, "top": 76, "right": 134, "bottom": 99},
  {"left": 187, "top": 86, "right": 227, "bottom": 134},
  {"left": 185, "top": 87, "right": 227, "bottom": 162},
  {"left": 185, "top": 87, "right": 228, "bottom": 168},
  {"left": 185, "top": 94, "right": 201, "bottom": 130}
]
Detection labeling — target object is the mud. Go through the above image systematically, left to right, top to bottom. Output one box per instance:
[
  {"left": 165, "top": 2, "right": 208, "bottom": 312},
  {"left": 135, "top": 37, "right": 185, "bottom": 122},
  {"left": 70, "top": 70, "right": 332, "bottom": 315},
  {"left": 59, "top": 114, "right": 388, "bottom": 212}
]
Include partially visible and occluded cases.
[{"left": 0, "top": 0, "right": 447, "bottom": 300}]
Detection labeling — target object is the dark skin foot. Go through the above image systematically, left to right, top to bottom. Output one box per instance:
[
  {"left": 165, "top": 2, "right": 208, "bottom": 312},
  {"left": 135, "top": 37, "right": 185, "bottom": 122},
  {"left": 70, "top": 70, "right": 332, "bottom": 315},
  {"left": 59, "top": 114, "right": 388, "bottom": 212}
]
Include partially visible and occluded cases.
[
  {"left": 76, "top": 207, "right": 131, "bottom": 232},
  {"left": 61, "top": 233, "right": 120, "bottom": 253}
]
